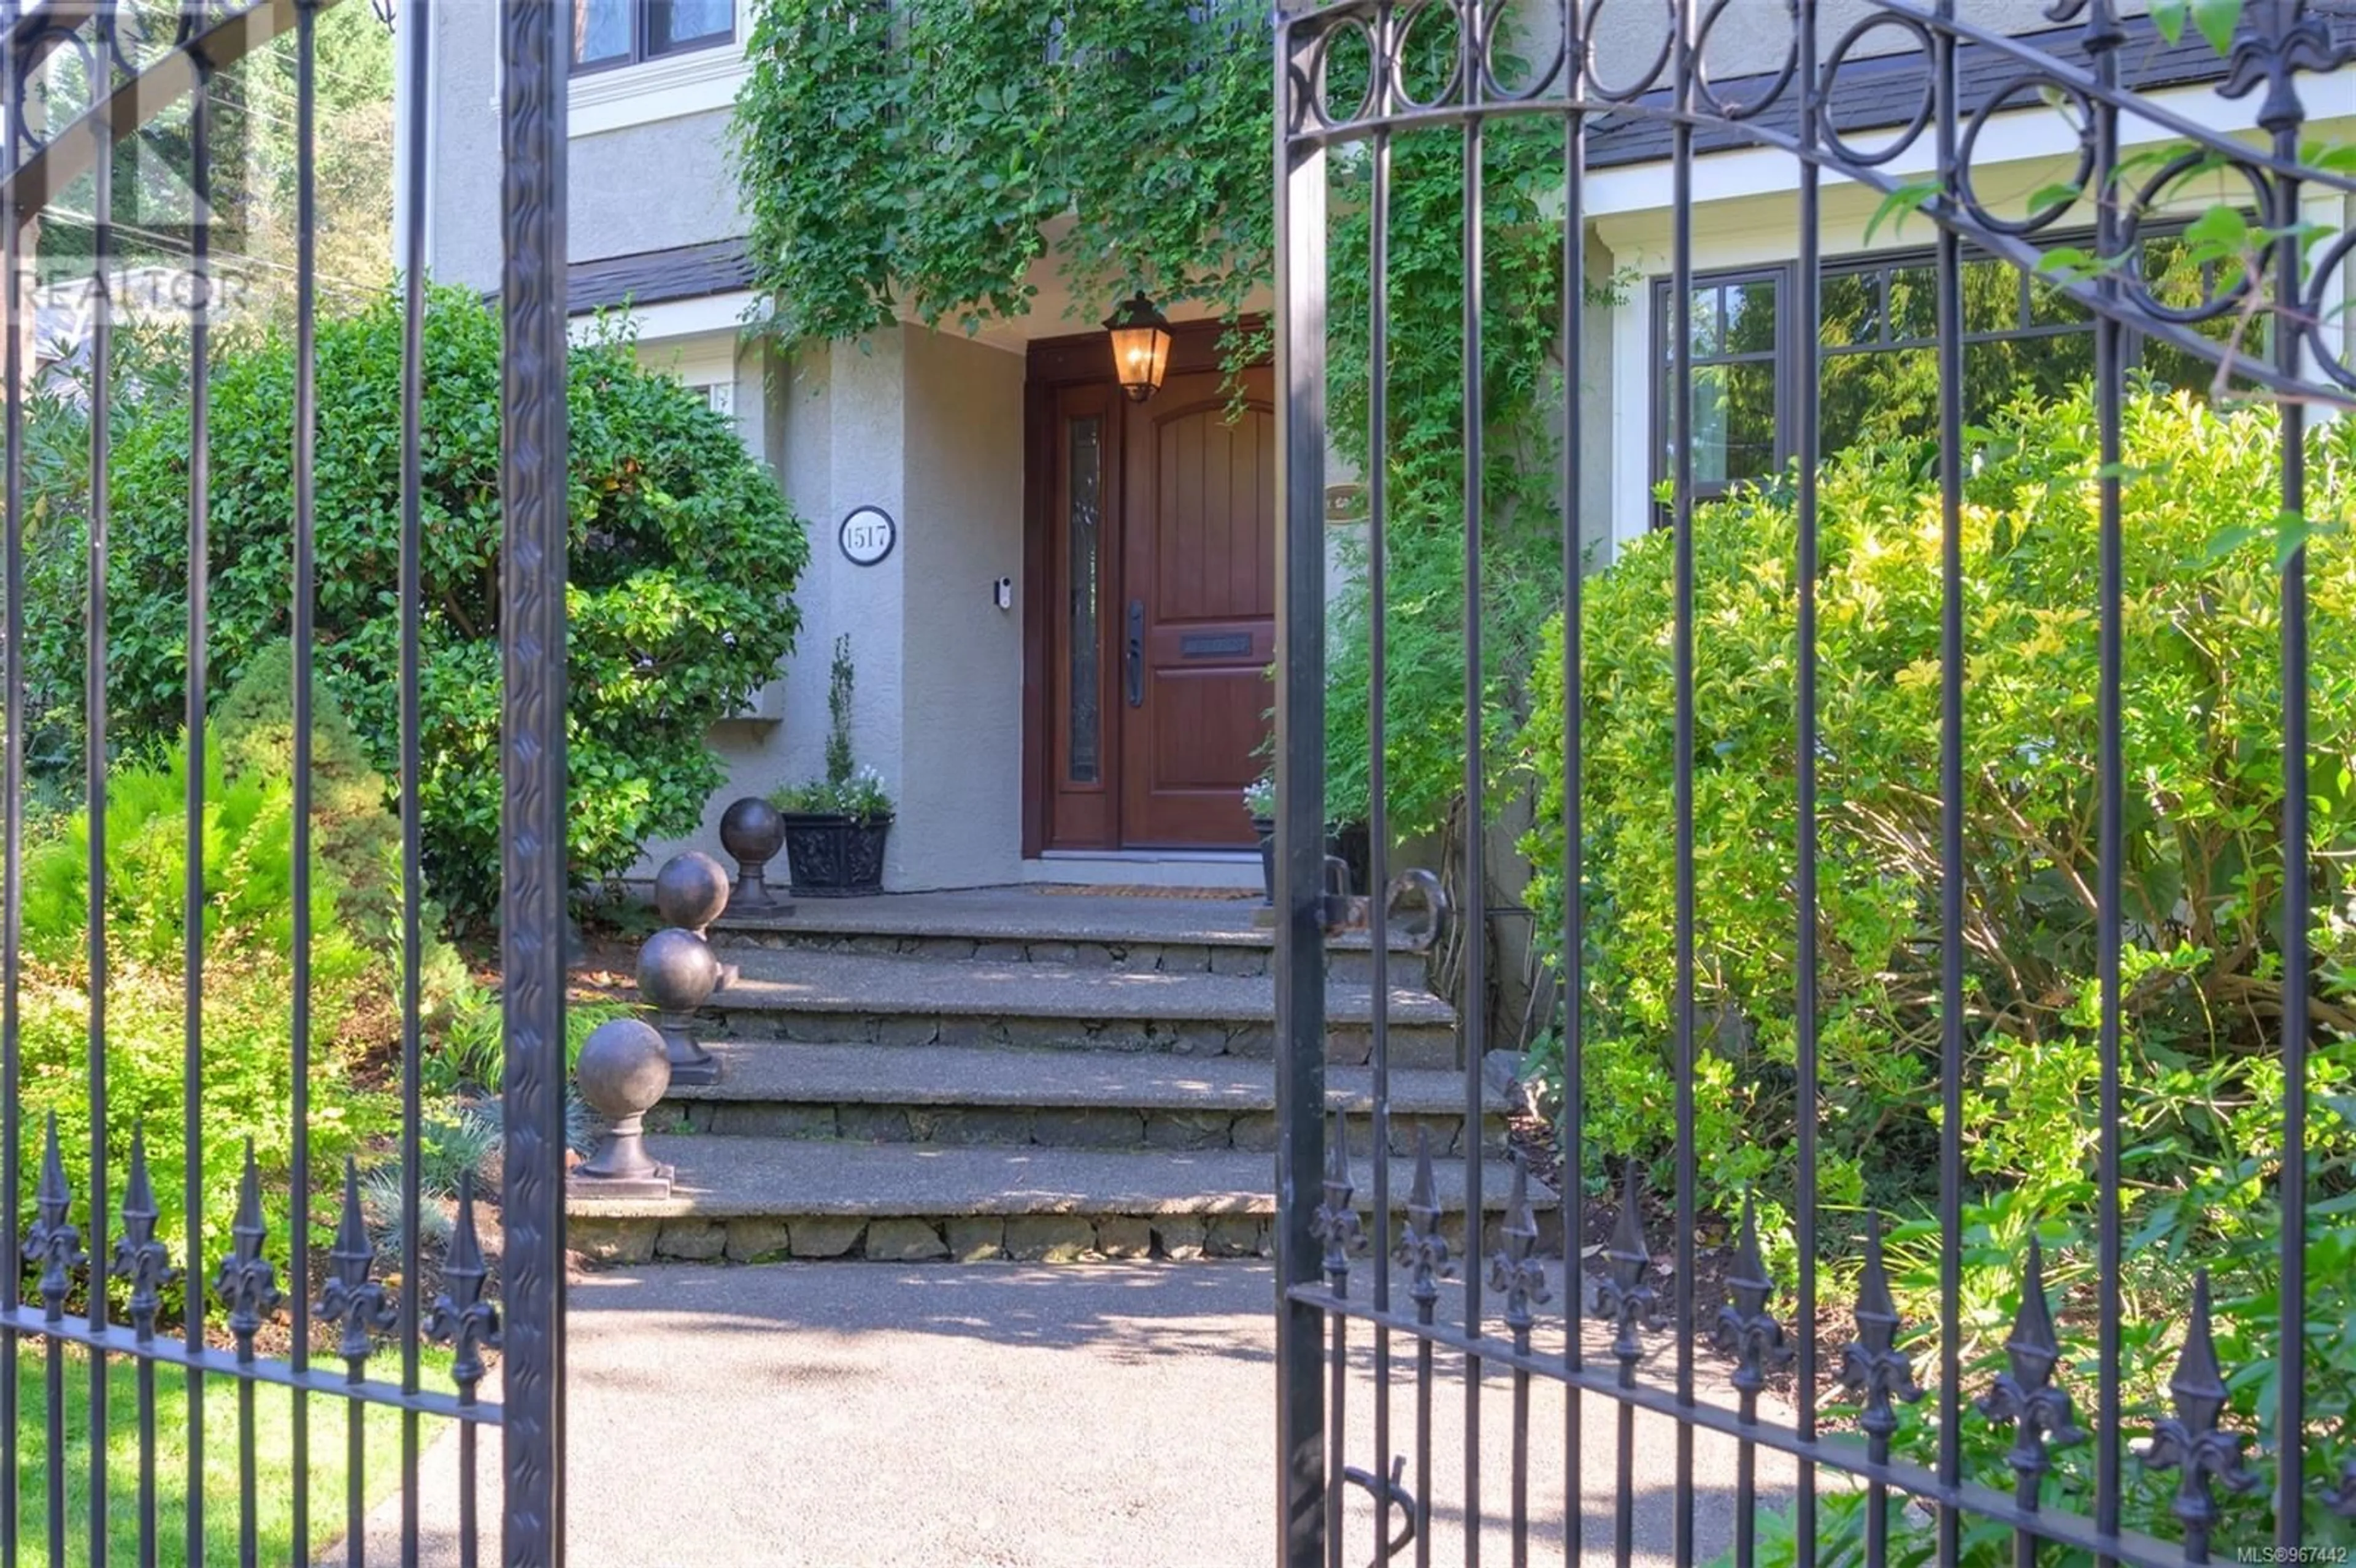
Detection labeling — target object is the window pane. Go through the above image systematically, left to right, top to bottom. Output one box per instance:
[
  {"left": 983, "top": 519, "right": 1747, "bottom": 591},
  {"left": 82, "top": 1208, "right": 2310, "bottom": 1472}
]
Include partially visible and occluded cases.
[
  {"left": 573, "top": 0, "right": 631, "bottom": 65},
  {"left": 651, "top": 0, "right": 734, "bottom": 54},
  {"left": 1964, "top": 258, "right": 2023, "bottom": 334},
  {"left": 1888, "top": 264, "right": 1936, "bottom": 343},
  {"left": 2026, "top": 268, "right": 2088, "bottom": 328},
  {"left": 1821, "top": 271, "right": 1879, "bottom": 347},
  {"left": 1723, "top": 279, "right": 1778, "bottom": 354},
  {"left": 1687, "top": 286, "right": 1723, "bottom": 358},
  {"left": 1971, "top": 332, "right": 2092, "bottom": 423},
  {"left": 1820, "top": 345, "right": 1936, "bottom": 453},
  {"left": 1687, "top": 361, "right": 1777, "bottom": 486},
  {"left": 1067, "top": 417, "right": 1104, "bottom": 785}
]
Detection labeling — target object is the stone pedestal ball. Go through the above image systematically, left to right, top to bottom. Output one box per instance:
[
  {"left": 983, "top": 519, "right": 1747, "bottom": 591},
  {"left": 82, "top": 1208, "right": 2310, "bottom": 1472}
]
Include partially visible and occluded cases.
[
  {"left": 718, "top": 796, "right": 787, "bottom": 907},
  {"left": 653, "top": 850, "right": 731, "bottom": 934},
  {"left": 637, "top": 926, "right": 722, "bottom": 1085},
  {"left": 638, "top": 926, "right": 721, "bottom": 1013},
  {"left": 572, "top": 1016, "right": 674, "bottom": 1190},
  {"left": 575, "top": 1016, "right": 672, "bottom": 1124}
]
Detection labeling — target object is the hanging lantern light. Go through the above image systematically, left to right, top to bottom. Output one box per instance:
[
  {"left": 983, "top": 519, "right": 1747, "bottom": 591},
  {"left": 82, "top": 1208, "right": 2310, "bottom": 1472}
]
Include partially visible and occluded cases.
[{"left": 1104, "top": 291, "right": 1174, "bottom": 404}]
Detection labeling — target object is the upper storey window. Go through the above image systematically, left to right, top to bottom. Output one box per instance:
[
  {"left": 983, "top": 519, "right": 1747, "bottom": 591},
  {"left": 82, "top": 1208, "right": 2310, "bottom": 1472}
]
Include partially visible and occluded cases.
[{"left": 573, "top": 0, "right": 734, "bottom": 73}]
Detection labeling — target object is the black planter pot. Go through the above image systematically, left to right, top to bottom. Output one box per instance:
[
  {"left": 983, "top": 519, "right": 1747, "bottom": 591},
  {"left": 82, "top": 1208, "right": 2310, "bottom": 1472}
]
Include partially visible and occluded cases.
[
  {"left": 779, "top": 813, "right": 892, "bottom": 897},
  {"left": 1252, "top": 817, "right": 1276, "bottom": 905},
  {"left": 1328, "top": 821, "right": 1371, "bottom": 897}
]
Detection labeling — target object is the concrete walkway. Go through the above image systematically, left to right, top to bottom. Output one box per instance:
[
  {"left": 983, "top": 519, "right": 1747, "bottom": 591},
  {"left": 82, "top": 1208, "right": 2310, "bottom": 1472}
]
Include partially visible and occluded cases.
[{"left": 339, "top": 1261, "right": 1795, "bottom": 1566}]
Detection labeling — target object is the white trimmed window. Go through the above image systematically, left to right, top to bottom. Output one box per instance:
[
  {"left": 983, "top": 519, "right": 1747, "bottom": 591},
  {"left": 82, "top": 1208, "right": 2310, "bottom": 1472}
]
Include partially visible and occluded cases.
[{"left": 571, "top": 0, "right": 733, "bottom": 74}]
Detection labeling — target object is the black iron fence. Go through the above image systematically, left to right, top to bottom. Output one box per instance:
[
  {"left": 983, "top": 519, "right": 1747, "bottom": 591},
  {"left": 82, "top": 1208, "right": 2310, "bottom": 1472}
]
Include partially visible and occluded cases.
[
  {"left": 0, "top": 1, "right": 568, "bottom": 1563},
  {"left": 1274, "top": 1, "right": 2356, "bottom": 1564}
]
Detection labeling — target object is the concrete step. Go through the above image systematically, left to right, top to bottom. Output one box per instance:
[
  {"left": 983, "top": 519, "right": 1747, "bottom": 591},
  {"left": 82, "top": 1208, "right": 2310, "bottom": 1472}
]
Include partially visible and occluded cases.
[
  {"left": 708, "top": 888, "right": 1425, "bottom": 987},
  {"left": 698, "top": 948, "right": 1458, "bottom": 1070},
  {"left": 655, "top": 1040, "right": 1510, "bottom": 1156},
  {"left": 566, "top": 1141, "right": 1557, "bottom": 1266}
]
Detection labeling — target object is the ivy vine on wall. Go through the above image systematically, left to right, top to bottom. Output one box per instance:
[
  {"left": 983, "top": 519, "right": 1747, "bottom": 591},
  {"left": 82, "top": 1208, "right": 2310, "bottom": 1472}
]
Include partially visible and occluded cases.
[{"left": 733, "top": 0, "right": 1584, "bottom": 847}]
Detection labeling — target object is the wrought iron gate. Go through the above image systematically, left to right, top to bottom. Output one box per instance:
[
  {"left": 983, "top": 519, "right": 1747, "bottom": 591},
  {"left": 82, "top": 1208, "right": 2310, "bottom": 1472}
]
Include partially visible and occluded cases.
[
  {"left": 0, "top": 1, "right": 568, "bottom": 1564},
  {"left": 1274, "top": 1, "right": 2356, "bottom": 1564}
]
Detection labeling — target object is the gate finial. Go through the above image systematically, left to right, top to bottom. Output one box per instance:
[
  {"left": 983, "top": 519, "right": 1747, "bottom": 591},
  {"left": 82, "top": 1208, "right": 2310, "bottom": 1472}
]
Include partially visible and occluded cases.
[
  {"left": 2221, "top": 0, "right": 2353, "bottom": 136},
  {"left": 1311, "top": 1107, "right": 1365, "bottom": 1289},
  {"left": 24, "top": 1113, "right": 85, "bottom": 1326},
  {"left": 111, "top": 1126, "right": 175, "bottom": 1343},
  {"left": 1393, "top": 1127, "right": 1453, "bottom": 1308},
  {"left": 212, "top": 1139, "right": 284, "bottom": 1362},
  {"left": 317, "top": 1156, "right": 399, "bottom": 1372},
  {"left": 1487, "top": 1156, "right": 1550, "bottom": 1339},
  {"left": 1592, "top": 1161, "right": 1659, "bottom": 1387},
  {"left": 426, "top": 1172, "right": 503, "bottom": 1403},
  {"left": 1711, "top": 1189, "right": 1791, "bottom": 1397},
  {"left": 1838, "top": 1213, "right": 1922, "bottom": 1452},
  {"left": 1975, "top": 1233, "right": 2085, "bottom": 1505},
  {"left": 2139, "top": 1271, "right": 2261, "bottom": 1561}
]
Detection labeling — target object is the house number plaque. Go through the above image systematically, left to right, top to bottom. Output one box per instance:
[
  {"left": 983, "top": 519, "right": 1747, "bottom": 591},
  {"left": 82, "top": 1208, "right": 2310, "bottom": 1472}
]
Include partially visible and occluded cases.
[{"left": 837, "top": 506, "right": 897, "bottom": 567}]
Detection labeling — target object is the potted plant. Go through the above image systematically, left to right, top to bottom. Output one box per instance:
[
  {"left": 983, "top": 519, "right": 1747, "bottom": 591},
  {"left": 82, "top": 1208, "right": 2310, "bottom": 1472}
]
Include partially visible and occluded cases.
[
  {"left": 769, "top": 636, "right": 895, "bottom": 897},
  {"left": 1244, "top": 772, "right": 1276, "bottom": 905}
]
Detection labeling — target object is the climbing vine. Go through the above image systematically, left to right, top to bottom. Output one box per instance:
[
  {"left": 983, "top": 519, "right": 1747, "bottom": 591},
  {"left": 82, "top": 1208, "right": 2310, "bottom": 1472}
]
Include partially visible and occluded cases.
[
  {"left": 733, "top": 0, "right": 1272, "bottom": 340},
  {"left": 734, "top": 0, "right": 1581, "bottom": 846}
]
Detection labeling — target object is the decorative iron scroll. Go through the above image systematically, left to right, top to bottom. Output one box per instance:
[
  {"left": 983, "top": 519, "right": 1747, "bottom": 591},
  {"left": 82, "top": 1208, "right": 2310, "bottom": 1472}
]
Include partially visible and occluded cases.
[{"left": 1279, "top": 0, "right": 2356, "bottom": 405}]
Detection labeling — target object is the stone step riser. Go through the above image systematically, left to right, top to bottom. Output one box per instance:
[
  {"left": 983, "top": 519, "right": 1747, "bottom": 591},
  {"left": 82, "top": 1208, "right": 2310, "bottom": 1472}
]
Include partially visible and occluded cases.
[
  {"left": 707, "top": 928, "right": 1404, "bottom": 988},
  {"left": 699, "top": 1009, "right": 1458, "bottom": 1070},
  {"left": 653, "top": 1101, "right": 1509, "bottom": 1158},
  {"left": 572, "top": 1207, "right": 1560, "bottom": 1268}
]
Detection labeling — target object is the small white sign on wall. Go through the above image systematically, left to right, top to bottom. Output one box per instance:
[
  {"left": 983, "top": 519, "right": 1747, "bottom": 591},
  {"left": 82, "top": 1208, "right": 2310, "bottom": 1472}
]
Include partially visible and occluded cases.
[{"left": 838, "top": 506, "right": 897, "bottom": 567}]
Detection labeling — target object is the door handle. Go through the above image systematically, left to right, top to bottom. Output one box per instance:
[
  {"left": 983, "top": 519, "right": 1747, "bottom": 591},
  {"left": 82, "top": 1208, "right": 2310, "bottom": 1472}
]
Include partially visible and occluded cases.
[{"left": 1126, "top": 601, "right": 1145, "bottom": 708}]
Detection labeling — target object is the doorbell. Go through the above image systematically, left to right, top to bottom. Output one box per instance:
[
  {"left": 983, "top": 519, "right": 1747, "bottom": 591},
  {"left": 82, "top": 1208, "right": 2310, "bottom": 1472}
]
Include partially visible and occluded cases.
[{"left": 993, "top": 576, "right": 1014, "bottom": 610}]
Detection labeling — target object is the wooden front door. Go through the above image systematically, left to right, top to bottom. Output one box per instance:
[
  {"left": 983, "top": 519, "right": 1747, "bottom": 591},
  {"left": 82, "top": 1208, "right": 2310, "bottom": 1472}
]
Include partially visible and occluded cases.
[
  {"left": 1033, "top": 345, "right": 1274, "bottom": 853},
  {"left": 1118, "top": 366, "right": 1276, "bottom": 845}
]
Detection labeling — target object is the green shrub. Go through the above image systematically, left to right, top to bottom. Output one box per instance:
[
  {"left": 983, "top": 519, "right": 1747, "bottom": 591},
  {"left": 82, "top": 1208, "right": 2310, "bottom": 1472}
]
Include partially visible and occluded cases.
[
  {"left": 39, "top": 286, "right": 810, "bottom": 924},
  {"left": 1523, "top": 386, "right": 2354, "bottom": 1212},
  {"left": 1526, "top": 386, "right": 2356, "bottom": 1553},
  {"left": 17, "top": 729, "right": 388, "bottom": 1299},
  {"left": 421, "top": 983, "right": 630, "bottom": 1099}
]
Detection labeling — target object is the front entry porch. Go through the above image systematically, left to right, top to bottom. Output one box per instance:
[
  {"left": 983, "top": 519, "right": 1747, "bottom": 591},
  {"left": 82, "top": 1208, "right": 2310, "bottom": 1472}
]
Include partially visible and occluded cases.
[{"left": 1023, "top": 325, "right": 1277, "bottom": 859}]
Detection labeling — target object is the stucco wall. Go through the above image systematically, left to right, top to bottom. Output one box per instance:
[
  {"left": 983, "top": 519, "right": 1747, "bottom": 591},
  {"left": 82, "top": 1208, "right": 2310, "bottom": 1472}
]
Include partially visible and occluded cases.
[
  {"left": 422, "top": 9, "right": 745, "bottom": 288},
  {"left": 896, "top": 330, "right": 1030, "bottom": 889}
]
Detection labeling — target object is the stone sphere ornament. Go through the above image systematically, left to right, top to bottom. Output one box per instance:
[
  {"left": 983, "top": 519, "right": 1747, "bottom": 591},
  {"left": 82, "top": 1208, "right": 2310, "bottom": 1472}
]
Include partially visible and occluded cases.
[
  {"left": 718, "top": 796, "right": 789, "bottom": 911},
  {"left": 653, "top": 850, "right": 731, "bottom": 935},
  {"left": 637, "top": 926, "right": 722, "bottom": 1086},
  {"left": 570, "top": 1017, "right": 675, "bottom": 1197}
]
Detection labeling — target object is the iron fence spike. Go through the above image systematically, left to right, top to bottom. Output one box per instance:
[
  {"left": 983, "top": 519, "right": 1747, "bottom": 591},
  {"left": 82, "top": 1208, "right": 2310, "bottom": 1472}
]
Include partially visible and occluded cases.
[
  {"left": 1311, "top": 1108, "right": 1365, "bottom": 1286},
  {"left": 24, "top": 1112, "right": 84, "bottom": 1324},
  {"left": 110, "top": 1124, "right": 174, "bottom": 1340},
  {"left": 1393, "top": 1126, "right": 1452, "bottom": 1303},
  {"left": 212, "top": 1138, "right": 283, "bottom": 1362},
  {"left": 317, "top": 1156, "right": 396, "bottom": 1367},
  {"left": 1487, "top": 1156, "right": 1550, "bottom": 1336},
  {"left": 1592, "top": 1161, "right": 1659, "bottom": 1383},
  {"left": 426, "top": 1172, "right": 502, "bottom": 1400},
  {"left": 1712, "top": 1188, "right": 1790, "bottom": 1397},
  {"left": 1838, "top": 1213, "right": 1922, "bottom": 1445},
  {"left": 1975, "top": 1232, "right": 2084, "bottom": 1502},
  {"left": 2139, "top": 1270, "right": 2262, "bottom": 1558}
]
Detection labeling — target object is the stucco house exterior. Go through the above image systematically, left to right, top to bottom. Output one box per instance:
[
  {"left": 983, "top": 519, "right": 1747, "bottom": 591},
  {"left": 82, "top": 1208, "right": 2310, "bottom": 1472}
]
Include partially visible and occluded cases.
[{"left": 407, "top": 1, "right": 2354, "bottom": 894}]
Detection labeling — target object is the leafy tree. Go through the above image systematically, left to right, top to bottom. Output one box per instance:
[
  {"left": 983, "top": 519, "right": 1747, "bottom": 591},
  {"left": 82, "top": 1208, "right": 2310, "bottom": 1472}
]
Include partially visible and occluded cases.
[{"left": 36, "top": 288, "right": 810, "bottom": 923}]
